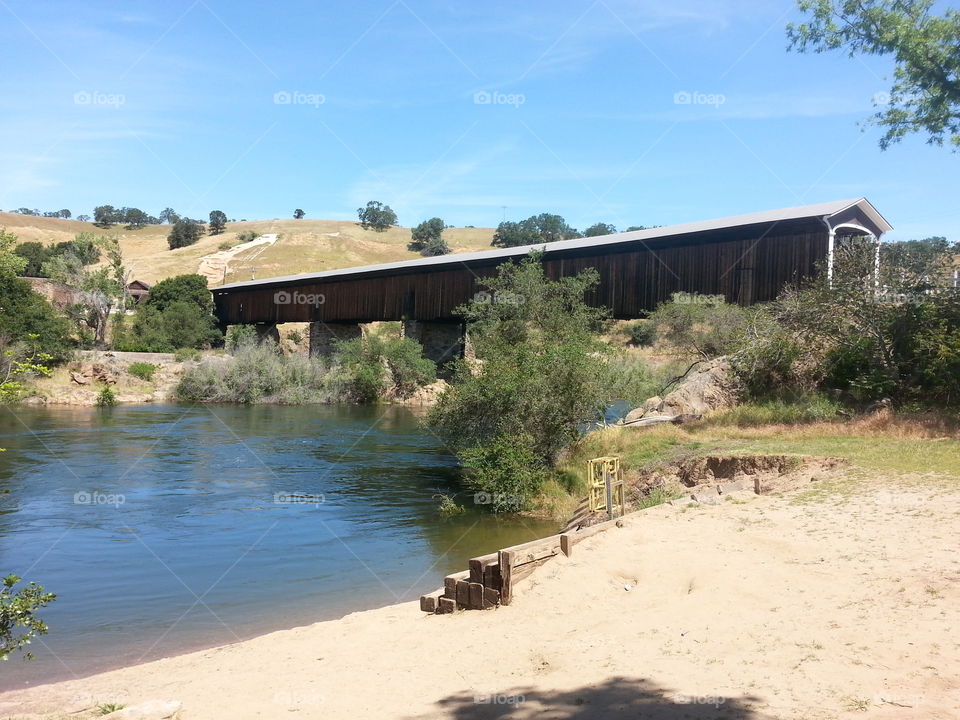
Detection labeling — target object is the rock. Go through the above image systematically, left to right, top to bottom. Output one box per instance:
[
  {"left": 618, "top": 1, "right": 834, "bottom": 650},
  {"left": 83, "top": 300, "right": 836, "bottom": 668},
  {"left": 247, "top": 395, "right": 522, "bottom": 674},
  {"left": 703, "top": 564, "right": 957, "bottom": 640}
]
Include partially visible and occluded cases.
[
  {"left": 658, "top": 357, "right": 740, "bottom": 416},
  {"left": 70, "top": 371, "right": 91, "bottom": 385},
  {"left": 103, "top": 700, "right": 182, "bottom": 720}
]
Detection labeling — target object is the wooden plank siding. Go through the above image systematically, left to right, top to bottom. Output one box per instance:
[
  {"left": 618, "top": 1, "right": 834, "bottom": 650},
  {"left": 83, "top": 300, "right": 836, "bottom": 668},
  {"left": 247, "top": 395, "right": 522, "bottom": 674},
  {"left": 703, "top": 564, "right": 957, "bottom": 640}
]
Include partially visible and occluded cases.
[{"left": 212, "top": 222, "right": 828, "bottom": 326}]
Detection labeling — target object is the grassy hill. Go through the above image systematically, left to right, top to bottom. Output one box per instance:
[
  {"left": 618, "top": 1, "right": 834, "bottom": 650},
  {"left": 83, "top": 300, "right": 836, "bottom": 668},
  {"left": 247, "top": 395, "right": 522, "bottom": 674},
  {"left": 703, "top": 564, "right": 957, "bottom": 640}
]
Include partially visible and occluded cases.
[{"left": 0, "top": 212, "right": 496, "bottom": 286}]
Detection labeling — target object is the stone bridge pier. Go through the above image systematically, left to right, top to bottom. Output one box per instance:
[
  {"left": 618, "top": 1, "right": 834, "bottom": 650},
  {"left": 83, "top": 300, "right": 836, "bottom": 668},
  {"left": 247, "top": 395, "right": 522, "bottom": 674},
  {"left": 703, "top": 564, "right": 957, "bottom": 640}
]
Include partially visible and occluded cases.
[{"left": 402, "top": 321, "right": 466, "bottom": 371}]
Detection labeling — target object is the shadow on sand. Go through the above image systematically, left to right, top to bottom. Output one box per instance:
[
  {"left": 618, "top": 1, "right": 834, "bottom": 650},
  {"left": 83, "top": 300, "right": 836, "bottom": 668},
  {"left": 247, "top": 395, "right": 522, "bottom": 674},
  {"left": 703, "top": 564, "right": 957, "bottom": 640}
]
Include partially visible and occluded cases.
[{"left": 417, "top": 676, "right": 766, "bottom": 719}]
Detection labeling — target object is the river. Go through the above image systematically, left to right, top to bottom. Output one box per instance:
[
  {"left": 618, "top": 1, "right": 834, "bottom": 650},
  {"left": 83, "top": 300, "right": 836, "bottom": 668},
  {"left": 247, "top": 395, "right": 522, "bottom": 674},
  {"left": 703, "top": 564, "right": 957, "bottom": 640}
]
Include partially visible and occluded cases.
[{"left": 0, "top": 404, "right": 557, "bottom": 690}]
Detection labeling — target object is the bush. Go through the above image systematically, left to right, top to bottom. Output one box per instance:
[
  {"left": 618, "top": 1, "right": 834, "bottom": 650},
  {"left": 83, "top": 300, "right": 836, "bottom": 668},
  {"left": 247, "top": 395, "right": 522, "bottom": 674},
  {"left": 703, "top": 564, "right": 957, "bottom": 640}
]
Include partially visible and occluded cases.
[
  {"left": 356, "top": 201, "right": 397, "bottom": 232},
  {"left": 167, "top": 219, "right": 205, "bottom": 249},
  {"left": 236, "top": 231, "right": 258, "bottom": 243},
  {"left": 0, "top": 275, "right": 73, "bottom": 364},
  {"left": 120, "top": 275, "right": 222, "bottom": 352},
  {"left": 647, "top": 295, "right": 748, "bottom": 358},
  {"left": 626, "top": 320, "right": 655, "bottom": 346},
  {"left": 226, "top": 324, "right": 259, "bottom": 352},
  {"left": 335, "top": 334, "right": 435, "bottom": 402},
  {"left": 176, "top": 345, "right": 332, "bottom": 404},
  {"left": 174, "top": 347, "right": 202, "bottom": 362},
  {"left": 127, "top": 362, "right": 156, "bottom": 381},
  {"left": 96, "top": 385, "right": 117, "bottom": 407},
  {"left": 460, "top": 434, "right": 545, "bottom": 513}
]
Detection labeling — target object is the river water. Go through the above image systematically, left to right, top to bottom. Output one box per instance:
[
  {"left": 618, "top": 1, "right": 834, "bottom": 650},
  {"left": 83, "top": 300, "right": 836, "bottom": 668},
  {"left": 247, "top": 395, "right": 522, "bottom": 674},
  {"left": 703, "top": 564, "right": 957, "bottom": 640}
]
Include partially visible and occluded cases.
[{"left": 0, "top": 404, "right": 557, "bottom": 690}]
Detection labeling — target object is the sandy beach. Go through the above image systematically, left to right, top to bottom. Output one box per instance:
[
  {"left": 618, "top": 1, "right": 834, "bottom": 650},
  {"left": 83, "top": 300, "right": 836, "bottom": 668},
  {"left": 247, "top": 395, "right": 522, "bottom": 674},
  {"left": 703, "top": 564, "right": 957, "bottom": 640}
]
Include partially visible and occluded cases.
[{"left": 2, "top": 471, "right": 957, "bottom": 720}]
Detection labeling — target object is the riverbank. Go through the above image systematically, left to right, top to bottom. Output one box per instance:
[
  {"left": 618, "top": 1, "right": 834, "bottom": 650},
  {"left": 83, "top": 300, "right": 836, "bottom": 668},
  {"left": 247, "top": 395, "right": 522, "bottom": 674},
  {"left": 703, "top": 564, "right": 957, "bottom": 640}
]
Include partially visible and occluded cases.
[{"left": 3, "top": 465, "right": 957, "bottom": 719}]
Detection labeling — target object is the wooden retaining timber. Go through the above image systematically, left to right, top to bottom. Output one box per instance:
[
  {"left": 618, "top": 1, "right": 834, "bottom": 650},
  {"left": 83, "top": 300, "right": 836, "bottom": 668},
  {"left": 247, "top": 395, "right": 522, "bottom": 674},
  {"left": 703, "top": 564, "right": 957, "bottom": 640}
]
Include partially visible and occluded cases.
[{"left": 420, "top": 517, "right": 626, "bottom": 613}]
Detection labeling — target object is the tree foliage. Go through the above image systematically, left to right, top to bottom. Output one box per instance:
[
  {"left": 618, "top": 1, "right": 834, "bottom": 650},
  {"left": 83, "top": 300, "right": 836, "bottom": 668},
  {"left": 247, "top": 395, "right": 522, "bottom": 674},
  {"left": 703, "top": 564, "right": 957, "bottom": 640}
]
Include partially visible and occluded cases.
[
  {"left": 788, "top": 0, "right": 960, "bottom": 149},
  {"left": 356, "top": 201, "right": 397, "bottom": 232},
  {"left": 293, "top": 208, "right": 305, "bottom": 219},
  {"left": 208, "top": 210, "right": 227, "bottom": 235},
  {"left": 491, "top": 213, "right": 581, "bottom": 248},
  {"left": 408, "top": 217, "right": 450, "bottom": 256},
  {"left": 167, "top": 218, "right": 205, "bottom": 249},
  {"left": 583, "top": 222, "right": 617, "bottom": 237},
  {"left": 429, "top": 254, "right": 650, "bottom": 510},
  {"left": 118, "top": 274, "right": 221, "bottom": 352},
  {"left": 0, "top": 575, "right": 55, "bottom": 661}
]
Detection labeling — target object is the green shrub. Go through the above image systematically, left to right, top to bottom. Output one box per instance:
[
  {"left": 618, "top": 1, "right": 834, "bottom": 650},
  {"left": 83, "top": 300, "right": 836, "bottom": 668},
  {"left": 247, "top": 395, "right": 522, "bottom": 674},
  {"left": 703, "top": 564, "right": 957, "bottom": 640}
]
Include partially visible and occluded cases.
[
  {"left": 236, "top": 231, "right": 258, "bottom": 243},
  {"left": 217, "top": 242, "right": 233, "bottom": 251},
  {"left": 0, "top": 275, "right": 73, "bottom": 364},
  {"left": 647, "top": 295, "right": 748, "bottom": 358},
  {"left": 626, "top": 320, "right": 655, "bottom": 346},
  {"left": 226, "top": 324, "right": 259, "bottom": 352},
  {"left": 335, "top": 335, "right": 435, "bottom": 402},
  {"left": 176, "top": 345, "right": 332, "bottom": 404},
  {"left": 174, "top": 347, "right": 202, "bottom": 362},
  {"left": 127, "top": 361, "right": 156, "bottom": 381},
  {"left": 95, "top": 385, "right": 117, "bottom": 407},
  {"left": 706, "top": 396, "right": 844, "bottom": 427},
  {"left": 460, "top": 434, "right": 546, "bottom": 512}
]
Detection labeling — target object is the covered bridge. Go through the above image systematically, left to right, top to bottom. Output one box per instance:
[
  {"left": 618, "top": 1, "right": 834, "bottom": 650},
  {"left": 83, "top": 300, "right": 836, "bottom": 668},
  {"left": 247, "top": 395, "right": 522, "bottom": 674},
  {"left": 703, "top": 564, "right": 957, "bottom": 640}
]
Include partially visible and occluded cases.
[{"left": 212, "top": 198, "right": 891, "bottom": 363}]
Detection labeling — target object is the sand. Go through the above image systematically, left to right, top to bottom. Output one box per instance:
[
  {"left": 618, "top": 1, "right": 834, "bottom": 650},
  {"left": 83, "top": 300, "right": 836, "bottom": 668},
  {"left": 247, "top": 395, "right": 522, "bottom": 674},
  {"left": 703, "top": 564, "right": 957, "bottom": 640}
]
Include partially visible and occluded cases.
[{"left": 2, "top": 473, "right": 957, "bottom": 719}]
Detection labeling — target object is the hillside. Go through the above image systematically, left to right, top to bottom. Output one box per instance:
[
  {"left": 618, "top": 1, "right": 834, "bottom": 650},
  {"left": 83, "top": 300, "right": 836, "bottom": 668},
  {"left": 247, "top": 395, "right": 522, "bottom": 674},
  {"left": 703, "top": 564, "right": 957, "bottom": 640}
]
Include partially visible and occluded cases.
[{"left": 0, "top": 212, "right": 496, "bottom": 286}]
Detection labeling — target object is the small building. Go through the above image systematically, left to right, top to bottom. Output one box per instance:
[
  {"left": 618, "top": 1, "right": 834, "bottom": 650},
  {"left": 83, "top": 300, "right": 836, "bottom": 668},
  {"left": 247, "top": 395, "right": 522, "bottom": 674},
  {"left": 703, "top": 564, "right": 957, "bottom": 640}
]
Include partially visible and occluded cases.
[{"left": 126, "top": 280, "right": 151, "bottom": 304}]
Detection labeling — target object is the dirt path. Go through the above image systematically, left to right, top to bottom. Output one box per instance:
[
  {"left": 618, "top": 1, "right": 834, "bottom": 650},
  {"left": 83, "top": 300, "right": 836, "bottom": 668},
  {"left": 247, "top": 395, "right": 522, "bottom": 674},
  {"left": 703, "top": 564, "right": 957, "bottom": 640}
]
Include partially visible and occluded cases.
[
  {"left": 196, "top": 233, "right": 277, "bottom": 286},
  {"left": 2, "top": 473, "right": 957, "bottom": 719}
]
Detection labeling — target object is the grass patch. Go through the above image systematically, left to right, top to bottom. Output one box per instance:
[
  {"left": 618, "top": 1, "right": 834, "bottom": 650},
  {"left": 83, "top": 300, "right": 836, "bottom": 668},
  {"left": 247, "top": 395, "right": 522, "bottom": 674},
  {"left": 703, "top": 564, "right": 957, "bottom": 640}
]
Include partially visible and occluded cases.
[{"left": 97, "top": 703, "right": 125, "bottom": 715}]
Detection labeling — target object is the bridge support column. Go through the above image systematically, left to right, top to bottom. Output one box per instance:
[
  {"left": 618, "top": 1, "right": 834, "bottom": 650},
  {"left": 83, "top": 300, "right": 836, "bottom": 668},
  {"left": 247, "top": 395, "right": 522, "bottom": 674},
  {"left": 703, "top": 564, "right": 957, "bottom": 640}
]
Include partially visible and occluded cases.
[
  {"left": 402, "top": 321, "right": 465, "bottom": 372},
  {"left": 309, "top": 322, "right": 364, "bottom": 358},
  {"left": 254, "top": 323, "right": 280, "bottom": 345}
]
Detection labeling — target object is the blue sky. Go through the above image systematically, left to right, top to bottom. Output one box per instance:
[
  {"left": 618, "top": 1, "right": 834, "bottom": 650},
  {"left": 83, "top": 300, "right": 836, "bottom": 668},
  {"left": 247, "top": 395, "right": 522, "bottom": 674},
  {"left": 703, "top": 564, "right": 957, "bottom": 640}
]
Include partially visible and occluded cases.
[{"left": 0, "top": 0, "right": 956, "bottom": 241}]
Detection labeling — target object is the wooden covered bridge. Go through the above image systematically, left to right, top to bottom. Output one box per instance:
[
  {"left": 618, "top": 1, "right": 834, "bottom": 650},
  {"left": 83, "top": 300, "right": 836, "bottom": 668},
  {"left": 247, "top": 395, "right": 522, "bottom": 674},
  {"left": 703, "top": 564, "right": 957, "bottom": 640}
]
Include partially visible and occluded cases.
[{"left": 212, "top": 198, "right": 891, "bottom": 364}]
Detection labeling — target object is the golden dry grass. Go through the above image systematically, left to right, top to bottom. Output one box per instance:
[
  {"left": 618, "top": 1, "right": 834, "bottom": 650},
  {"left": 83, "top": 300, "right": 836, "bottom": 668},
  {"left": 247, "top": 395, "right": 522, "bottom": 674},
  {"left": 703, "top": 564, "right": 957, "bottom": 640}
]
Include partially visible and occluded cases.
[{"left": 0, "top": 212, "right": 495, "bottom": 285}]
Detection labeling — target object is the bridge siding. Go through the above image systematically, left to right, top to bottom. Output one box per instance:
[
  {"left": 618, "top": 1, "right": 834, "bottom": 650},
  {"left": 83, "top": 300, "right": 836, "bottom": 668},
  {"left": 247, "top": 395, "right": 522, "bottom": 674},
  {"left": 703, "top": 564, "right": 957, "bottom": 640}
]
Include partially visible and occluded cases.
[{"left": 213, "top": 226, "right": 826, "bottom": 325}]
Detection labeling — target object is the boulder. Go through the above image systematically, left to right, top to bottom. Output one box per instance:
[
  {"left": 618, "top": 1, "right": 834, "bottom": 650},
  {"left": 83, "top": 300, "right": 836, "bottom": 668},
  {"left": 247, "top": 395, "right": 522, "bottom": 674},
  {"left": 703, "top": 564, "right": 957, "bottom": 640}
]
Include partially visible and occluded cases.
[
  {"left": 657, "top": 357, "right": 740, "bottom": 416},
  {"left": 70, "top": 371, "right": 91, "bottom": 385}
]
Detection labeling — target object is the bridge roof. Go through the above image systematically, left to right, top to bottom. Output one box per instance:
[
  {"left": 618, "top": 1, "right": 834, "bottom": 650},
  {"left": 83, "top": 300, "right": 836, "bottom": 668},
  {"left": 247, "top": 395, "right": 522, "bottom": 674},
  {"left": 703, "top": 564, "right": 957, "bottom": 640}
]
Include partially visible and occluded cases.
[{"left": 215, "top": 197, "right": 891, "bottom": 292}]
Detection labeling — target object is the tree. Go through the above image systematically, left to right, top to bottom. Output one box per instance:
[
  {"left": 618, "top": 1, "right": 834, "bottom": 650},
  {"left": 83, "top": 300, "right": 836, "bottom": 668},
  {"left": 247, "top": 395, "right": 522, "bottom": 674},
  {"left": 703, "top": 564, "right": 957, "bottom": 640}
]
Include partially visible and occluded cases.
[
  {"left": 788, "top": 0, "right": 960, "bottom": 150},
  {"left": 357, "top": 201, "right": 398, "bottom": 232},
  {"left": 93, "top": 205, "right": 119, "bottom": 227},
  {"left": 122, "top": 207, "right": 149, "bottom": 229},
  {"left": 159, "top": 207, "right": 179, "bottom": 224},
  {"left": 293, "top": 208, "right": 305, "bottom": 219},
  {"left": 57, "top": 209, "right": 71, "bottom": 219},
  {"left": 208, "top": 210, "right": 227, "bottom": 235},
  {"left": 491, "top": 213, "right": 580, "bottom": 248},
  {"left": 76, "top": 214, "right": 90, "bottom": 223},
  {"left": 408, "top": 217, "right": 447, "bottom": 254},
  {"left": 167, "top": 218, "right": 205, "bottom": 249},
  {"left": 583, "top": 222, "right": 617, "bottom": 237},
  {"left": 625, "top": 225, "right": 648, "bottom": 232},
  {"left": 0, "top": 230, "right": 27, "bottom": 277},
  {"left": 55, "top": 234, "right": 101, "bottom": 265},
  {"left": 43, "top": 235, "right": 125, "bottom": 346},
  {"left": 419, "top": 235, "right": 451, "bottom": 257},
  {"left": 880, "top": 236, "right": 954, "bottom": 283},
  {"left": 13, "top": 242, "right": 55, "bottom": 277},
  {"left": 428, "top": 254, "right": 646, "bottom": 512},
  {"left": 120, "top": 274, "right": 222, "bottom": 351},
  {"left": 145, "top": 274, "right": 214, "bottom": 314},
  {"left": 0, "top": 575, "right": 55, "bottom": 661}
]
